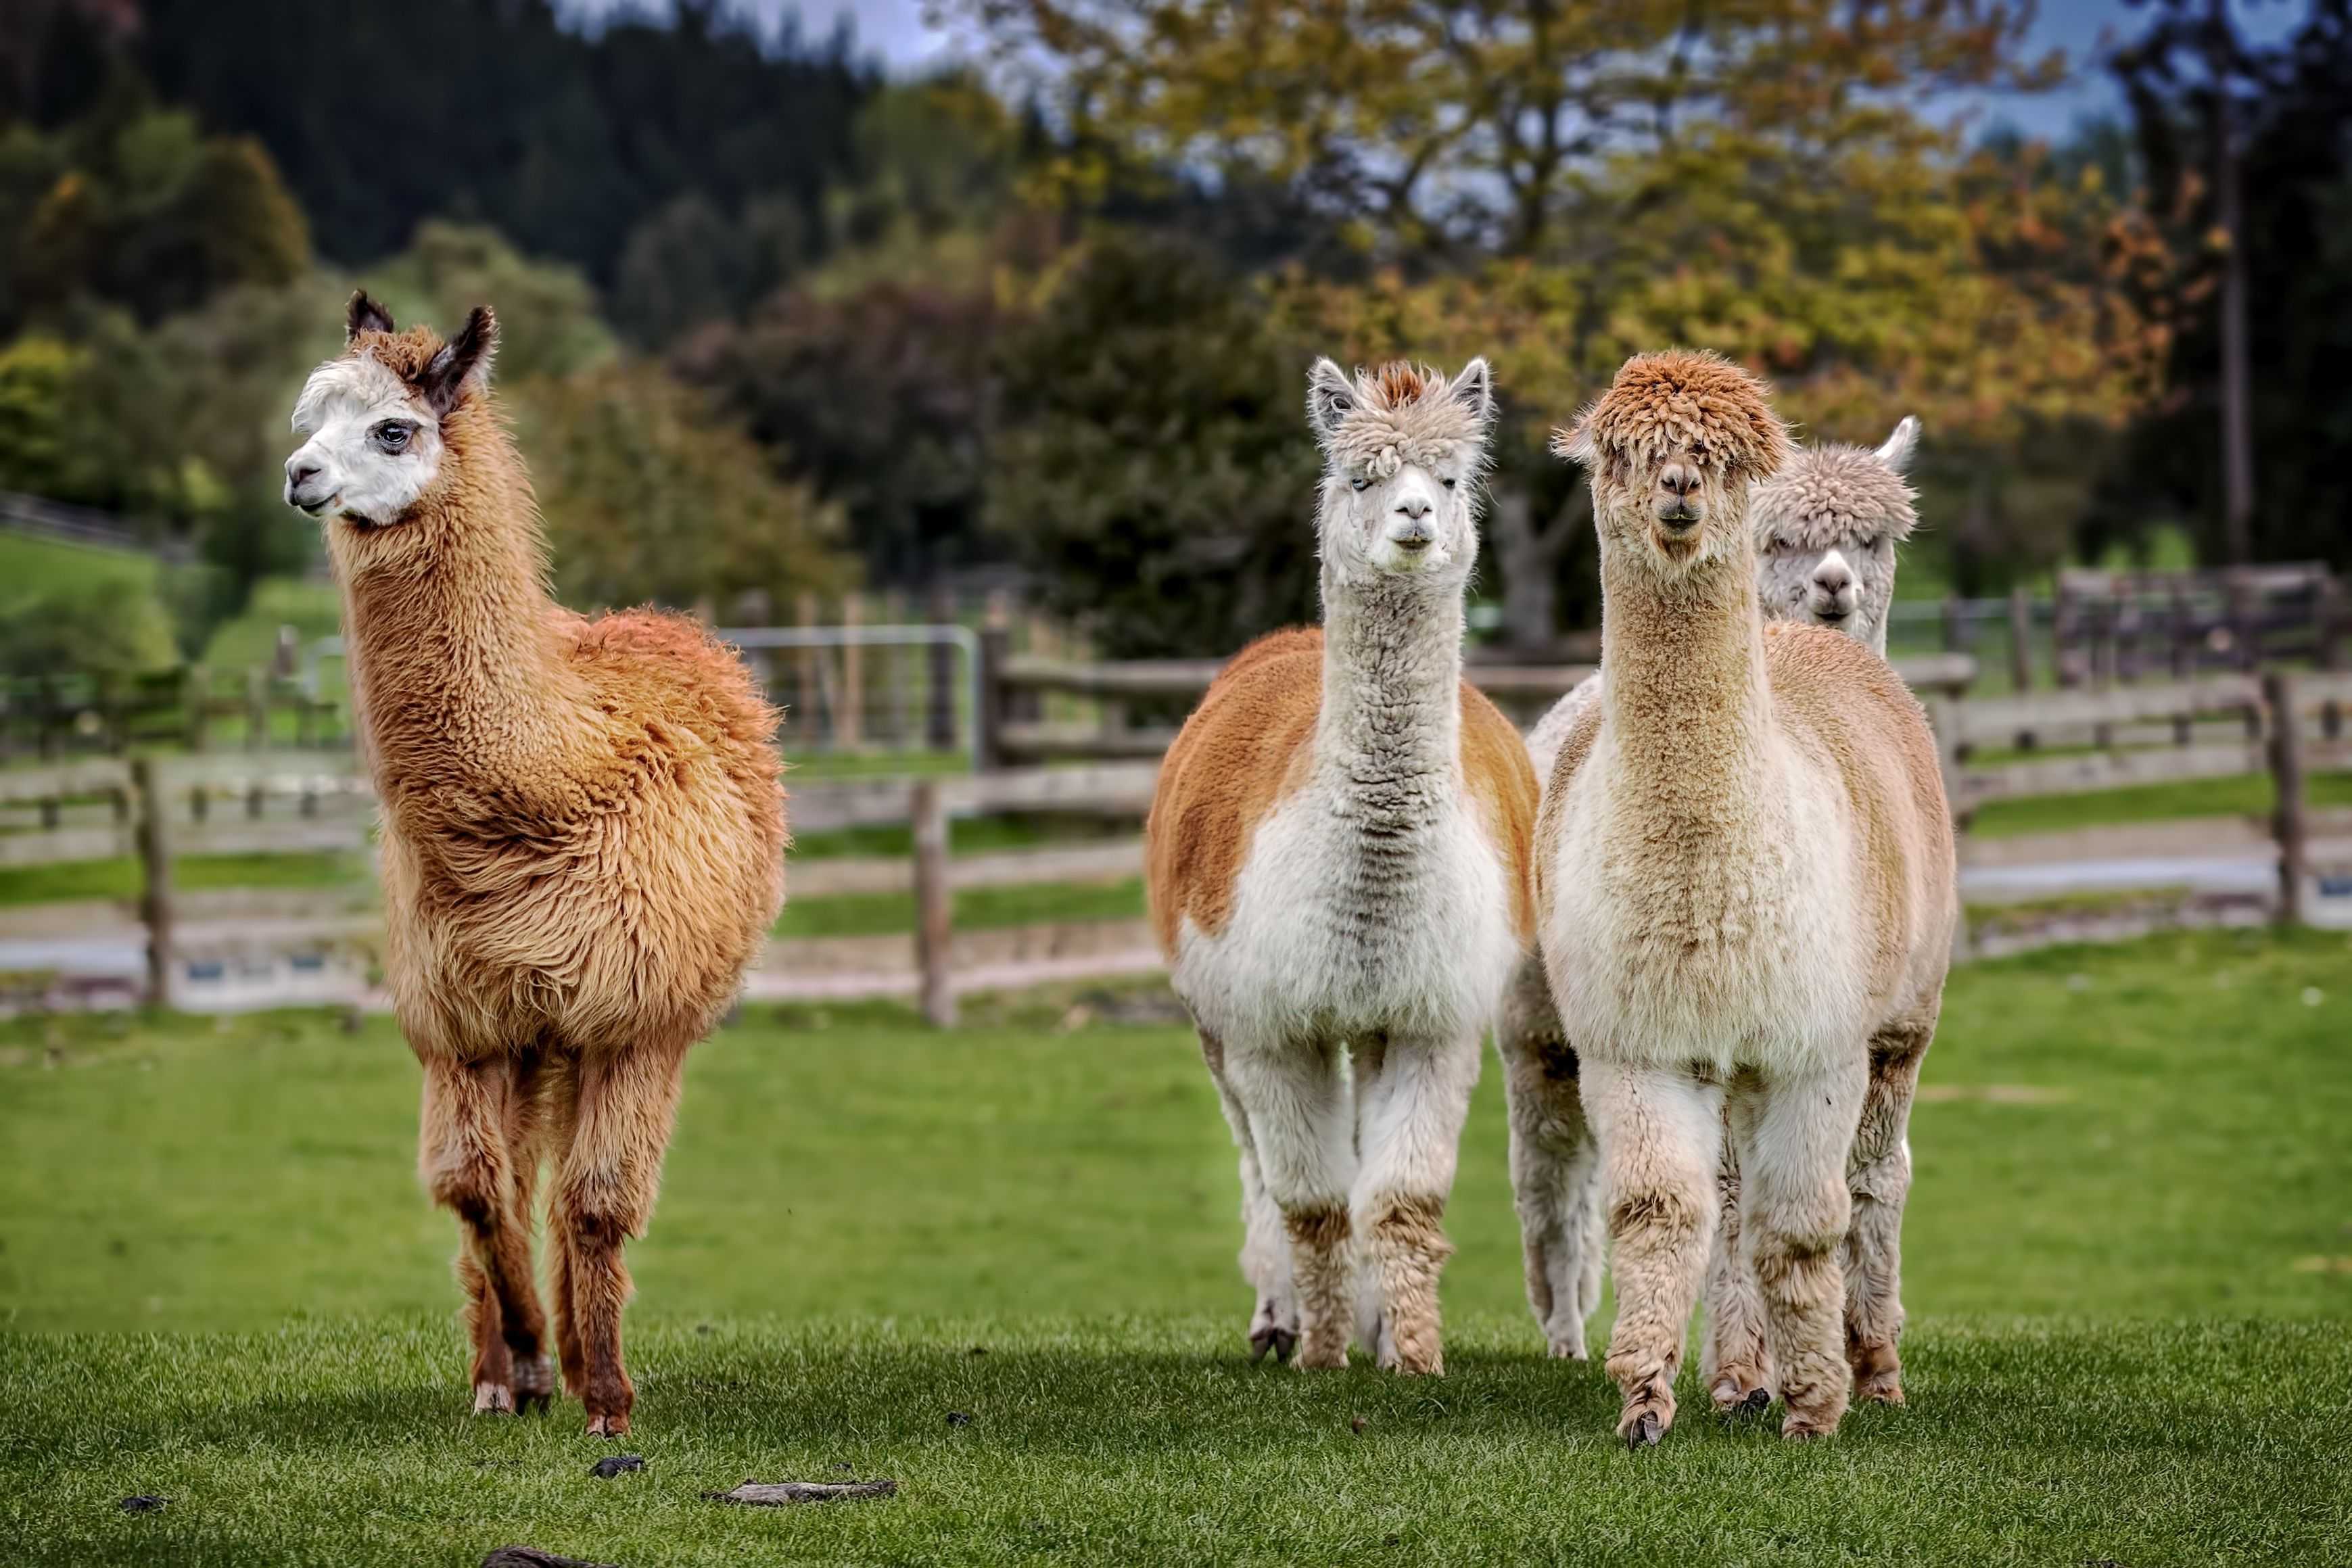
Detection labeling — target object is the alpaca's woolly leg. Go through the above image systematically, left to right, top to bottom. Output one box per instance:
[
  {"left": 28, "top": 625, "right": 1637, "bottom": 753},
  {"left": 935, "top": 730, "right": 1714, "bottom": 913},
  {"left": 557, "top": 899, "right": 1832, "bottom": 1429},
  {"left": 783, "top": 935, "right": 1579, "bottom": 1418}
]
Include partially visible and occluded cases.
[
  {"left": 1497, "top": 959, "right": 1603, "bottom": 1361},
  {"left": 1845, "top": 1012, "right": 1935, "bottom": 1407},
  {"left": 1200, "top": 1028, "right": 1298, "bottom": 1362},
  {"left": 1350, "top": 1028, "right": 1480, "bottom": 1375},
  {"left": 1226, "top": 1035, "right": 1355, "bottom": 1370},
  {"left": 555, "top": 1041, "right": 688, "bottom": 1437},
  {"left": 418, "top": 1053, "right": 547, "bottom": 1415},
  {"left": 1735, "top": 1054, "right": 1866, "bottom": 1440},
  {"left": 1583, "top": 1060, "right": 1722, "bottom": 1446},
  {"left": 1700, "top": 1107, "right": 1773, "bottom": 1414}
]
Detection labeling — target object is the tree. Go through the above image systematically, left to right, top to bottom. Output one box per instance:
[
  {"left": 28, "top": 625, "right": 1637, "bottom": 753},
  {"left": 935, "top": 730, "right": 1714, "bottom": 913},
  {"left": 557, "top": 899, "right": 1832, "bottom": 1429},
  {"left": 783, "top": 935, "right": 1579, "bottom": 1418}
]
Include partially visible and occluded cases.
[
  {"left": 361, "top": 221, "right": 614, "bottom": 384},
  {"left": 986, "top": 233, "right": 1322, "bottom": 659},
  {"left": 510, "top": 361, "right": 855, "bottom": 617},
  {"left": 0, "top": 577, "right": 178, "bottom": 682}
]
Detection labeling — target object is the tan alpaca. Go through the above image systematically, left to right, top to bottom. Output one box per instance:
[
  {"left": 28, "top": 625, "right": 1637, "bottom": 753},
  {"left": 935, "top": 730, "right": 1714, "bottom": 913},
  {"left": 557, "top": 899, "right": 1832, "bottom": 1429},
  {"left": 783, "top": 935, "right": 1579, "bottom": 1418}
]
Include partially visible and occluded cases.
[
  {"left": 284, "top": 294, "right": 785, "bottom": 1435},
  {"left": 1534, "top": 351, "right": 1955, "bottom": 1444},
  {"left": 1146, "top": 359, "right": 1536, "bottom": 1374}
]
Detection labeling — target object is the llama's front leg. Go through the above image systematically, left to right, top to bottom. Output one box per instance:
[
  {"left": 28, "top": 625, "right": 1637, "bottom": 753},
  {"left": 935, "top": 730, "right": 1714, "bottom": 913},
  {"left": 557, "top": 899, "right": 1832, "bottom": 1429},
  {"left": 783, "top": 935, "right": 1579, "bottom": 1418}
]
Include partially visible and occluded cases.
[
  {"left": 1497, "top": 959, "right": 1603, "bottom": 1360},
  {"left": 1845, "top": 1012, "right": 1935, "bottom": 1406},
  {"left": 1199, "top": 1028, "right": 1298, "bottom": 1362},
  {"left": 1351, "top": 1028, "right": 1482, "bottom": 1374},
  {"left": 1227, "top": 1035, "right": 1355, "bottom": 1370},
  {"left": 555, "top": 1041, "right": 688, "bottom": 1437},
  {"left": 417, "top": 1053, "right": 548, "bottom": 1416},
  {"left": 1734, "top": 1054, "right": 1868, "bottom": 1440},
  {"left": 1581, "top": 1060, "right": 1722, "bottom": 1447},
  {"left": 1699, "top": 1114, "right": 1773, "bottom": 1415}
]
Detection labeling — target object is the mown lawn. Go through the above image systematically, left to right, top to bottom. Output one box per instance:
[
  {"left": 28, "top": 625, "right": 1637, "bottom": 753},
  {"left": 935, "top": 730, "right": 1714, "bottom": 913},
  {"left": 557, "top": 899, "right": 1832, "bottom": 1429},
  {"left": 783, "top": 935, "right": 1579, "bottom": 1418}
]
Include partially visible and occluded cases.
[
  {"left": 1968, "top": 767, "right": 2352, "bottom": 838},
  {"left": 2, "top": 930, "right": 2350, "bottom": 1565}
]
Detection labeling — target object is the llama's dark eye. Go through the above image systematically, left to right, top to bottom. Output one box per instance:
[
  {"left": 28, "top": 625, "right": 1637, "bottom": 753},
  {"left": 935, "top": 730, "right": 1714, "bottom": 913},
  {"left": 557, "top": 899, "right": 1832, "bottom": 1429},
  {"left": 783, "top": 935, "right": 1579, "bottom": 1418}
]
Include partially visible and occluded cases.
[
  {"left": 372, "top": 421, "right": 415, "bottom": 454},
  {"left": 1351, "top": 477, "right": 1372, "bottom": 492}
]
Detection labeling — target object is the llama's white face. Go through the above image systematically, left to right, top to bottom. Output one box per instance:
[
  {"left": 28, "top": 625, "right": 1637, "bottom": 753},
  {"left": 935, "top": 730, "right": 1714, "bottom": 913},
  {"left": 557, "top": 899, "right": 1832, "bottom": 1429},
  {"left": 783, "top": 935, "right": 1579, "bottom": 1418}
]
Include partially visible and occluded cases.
[
  {"left": 285, "top": 355, "right": 444, "bottom": 527},
  {"left": 1307, "top": 358, "right": 1492, "bottom": 584},
  {"left": 1751, "top": 417, "right": 1921, "bottom": 651}
]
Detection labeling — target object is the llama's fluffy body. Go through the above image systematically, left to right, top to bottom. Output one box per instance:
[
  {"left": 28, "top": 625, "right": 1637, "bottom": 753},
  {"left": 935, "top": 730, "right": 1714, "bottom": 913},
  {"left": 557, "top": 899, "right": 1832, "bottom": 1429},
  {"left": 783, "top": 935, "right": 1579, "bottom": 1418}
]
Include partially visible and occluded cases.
[
  {"left": 287, "top": 298, "right": 784, "bottom": 1435},
  {"left": 1532, "top": 351, "right": 1955, "bottom": 1444},
  {"left": 1146, "top": 359, "right": 1536, "bottom": 1375}
]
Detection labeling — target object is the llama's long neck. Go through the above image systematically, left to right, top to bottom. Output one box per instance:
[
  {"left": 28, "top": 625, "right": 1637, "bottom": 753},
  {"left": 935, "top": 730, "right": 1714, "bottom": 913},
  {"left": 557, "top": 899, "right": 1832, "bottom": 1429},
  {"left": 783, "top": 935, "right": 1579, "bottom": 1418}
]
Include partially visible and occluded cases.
[
  {"left": 329, "top": 402, "right": 578, "bottom": 789},
  {"left": 1598, "top": 527, "right": 1778, "bottom": 835},
  {"left": 1314, "top": 553, "right": 1465, "bottom": 822}
]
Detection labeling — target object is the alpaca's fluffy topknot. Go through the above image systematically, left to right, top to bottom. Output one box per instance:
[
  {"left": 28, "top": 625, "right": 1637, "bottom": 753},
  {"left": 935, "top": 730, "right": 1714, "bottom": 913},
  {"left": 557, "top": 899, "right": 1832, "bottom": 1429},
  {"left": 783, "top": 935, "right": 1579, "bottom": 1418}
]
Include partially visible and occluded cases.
[
  {"left": 1554, "top": 350, "right": 1790, "bottom": 481},
  {"left": 1317, "top": 359, "right": 1492, "bottom": 479},
  {"left": 1751, "top": 441, "right": 1919, "bottom": 551}
]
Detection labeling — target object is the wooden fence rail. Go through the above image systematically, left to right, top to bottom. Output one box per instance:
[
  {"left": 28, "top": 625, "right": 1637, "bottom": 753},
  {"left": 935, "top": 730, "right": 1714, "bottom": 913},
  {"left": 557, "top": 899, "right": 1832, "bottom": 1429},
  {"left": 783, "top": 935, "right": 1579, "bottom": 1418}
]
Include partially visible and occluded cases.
[{"left": 3, "top": 667, "right": 2345, "bottom": 1016}]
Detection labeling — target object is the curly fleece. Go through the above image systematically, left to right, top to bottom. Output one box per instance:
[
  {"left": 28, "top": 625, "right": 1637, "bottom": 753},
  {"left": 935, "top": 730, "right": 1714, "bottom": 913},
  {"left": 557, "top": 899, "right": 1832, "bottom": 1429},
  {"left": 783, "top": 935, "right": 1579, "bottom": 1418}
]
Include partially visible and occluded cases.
[
  {"left": 1555, "top": 349, "right": 1791, "bottom": 481},
  {"left": 1321, "top": 362, "right": 1490, "bottom": 479},
  {"left": 1751, "top": 442, "right": 1919, "bottom": 551}
]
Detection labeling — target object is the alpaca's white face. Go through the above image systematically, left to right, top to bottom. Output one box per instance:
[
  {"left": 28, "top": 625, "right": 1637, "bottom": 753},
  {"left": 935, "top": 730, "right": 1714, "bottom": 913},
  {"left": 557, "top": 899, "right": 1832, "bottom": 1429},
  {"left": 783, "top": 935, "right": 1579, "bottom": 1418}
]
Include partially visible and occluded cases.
[
  {"left": 285, "top": 356, "right": 444, "bottom": 527},
  {"left": 1307, "top": 357, "right": 1492, "bottom": 586},
  {"left": 1751, "top": 417, "right": 1921, "bottom": 651},
  {"left": 1757, "top": 535, "right": 1897, "bottom": 642}
]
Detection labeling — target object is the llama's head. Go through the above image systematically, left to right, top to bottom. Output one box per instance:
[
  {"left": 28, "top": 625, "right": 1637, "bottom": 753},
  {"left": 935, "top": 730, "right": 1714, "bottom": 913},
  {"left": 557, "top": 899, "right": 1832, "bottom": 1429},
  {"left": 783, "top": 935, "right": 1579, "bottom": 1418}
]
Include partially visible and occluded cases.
[
  {"left": 283, "top": 292, "right": 497, "bottom": 529},
  {"left": 1555, "top": 350, "right": 1789, "bottom": 578},
  {"left": 1307, "top": 357, "right": 1494, "bottom": 586},
  {"left": 1752, "top": 417, "right": 1921, "bottom": 651}
]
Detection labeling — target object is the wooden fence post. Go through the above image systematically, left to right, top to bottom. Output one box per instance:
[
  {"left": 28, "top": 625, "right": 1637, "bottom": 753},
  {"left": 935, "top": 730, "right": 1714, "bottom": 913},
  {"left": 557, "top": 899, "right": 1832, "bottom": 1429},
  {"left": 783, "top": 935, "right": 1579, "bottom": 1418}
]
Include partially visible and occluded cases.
[
  {"left": 2006, "top": 586, "right": 2033, "bottom": 694},
  {"left": 975, "top": 625, "right": 1009, "bottom": 771},
  {"left": 245, "top": 666, "right": 269, "bottom": 751},
  {"left": 2264, "top": 670, "right": 2308, "bottom": 926},
  {"left": 132, "top": 757, "right": 174, "bottom": 1009},
  {"left": 911, "top": 780, "right": 956, "bottom": 1026}
]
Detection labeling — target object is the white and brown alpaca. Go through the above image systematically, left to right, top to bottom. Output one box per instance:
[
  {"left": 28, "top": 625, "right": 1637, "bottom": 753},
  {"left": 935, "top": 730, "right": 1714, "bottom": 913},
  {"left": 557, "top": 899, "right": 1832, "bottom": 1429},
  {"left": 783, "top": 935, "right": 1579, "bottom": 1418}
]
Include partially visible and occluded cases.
[
  {"left": 284, "top": 294, "right": 785, "bottom": 1435},
  {"left": 1534, "top": 351, "right": 1954, "bottom": 1444},
  {"left": 1145, "top": 358, "right": 1536, "bottom": 1373},
  {"left": 1502, "top": 415, "right": 1925, "bottom": 1367}
]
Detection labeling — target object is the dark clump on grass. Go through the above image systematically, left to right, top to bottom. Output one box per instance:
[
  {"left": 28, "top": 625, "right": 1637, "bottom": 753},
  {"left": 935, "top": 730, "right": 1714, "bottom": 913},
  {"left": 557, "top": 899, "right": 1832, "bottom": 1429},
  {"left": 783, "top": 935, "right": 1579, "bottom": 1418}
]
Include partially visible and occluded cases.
[
  {"left": 586, "top": 1454, "right": 643, "bottom": 1479},
  {"left": 704, "top": 1479, "right": 899, "bottom": 1505},
  {"left": 116, "top": 1496, "right": 166, "bottom": 1514},
  {"left": 479, "top": 1550, "right": 615, "bottom": 1568}
]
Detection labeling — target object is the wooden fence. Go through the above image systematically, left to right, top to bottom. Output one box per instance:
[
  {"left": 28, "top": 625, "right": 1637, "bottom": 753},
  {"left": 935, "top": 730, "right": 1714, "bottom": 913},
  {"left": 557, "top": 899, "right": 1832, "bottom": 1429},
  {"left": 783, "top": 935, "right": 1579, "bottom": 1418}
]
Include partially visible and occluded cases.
[{"left": 3, "top": 667, "right": 2347, "bottom": 1022}]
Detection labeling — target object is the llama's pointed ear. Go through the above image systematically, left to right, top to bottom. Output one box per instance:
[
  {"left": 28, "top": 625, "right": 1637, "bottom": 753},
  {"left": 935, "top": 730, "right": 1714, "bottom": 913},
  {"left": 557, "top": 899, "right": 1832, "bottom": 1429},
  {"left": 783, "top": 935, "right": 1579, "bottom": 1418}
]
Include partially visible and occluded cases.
[
  {"left": 346, "top": 290, "right": 394, "bottom": 342},
  {"left": 415, "top": 306, "right": 498, "bottom": 416},
  {"left": 1448, "top": 357, "right": 1494, "bottom": 429},
  {"left": 1307, "top": 358, "right": 1357, "bottom": 445},
  {"left": 1874, "top": 414, "right": 1921, "bottom": 473}
]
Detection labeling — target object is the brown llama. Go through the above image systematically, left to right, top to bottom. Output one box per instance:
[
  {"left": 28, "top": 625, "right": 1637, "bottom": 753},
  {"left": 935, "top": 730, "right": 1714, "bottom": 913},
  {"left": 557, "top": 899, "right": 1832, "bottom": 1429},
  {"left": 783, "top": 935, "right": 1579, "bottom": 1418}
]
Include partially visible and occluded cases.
[{"left": 283, "top": 293, "right": 786, "bottom": 1435}]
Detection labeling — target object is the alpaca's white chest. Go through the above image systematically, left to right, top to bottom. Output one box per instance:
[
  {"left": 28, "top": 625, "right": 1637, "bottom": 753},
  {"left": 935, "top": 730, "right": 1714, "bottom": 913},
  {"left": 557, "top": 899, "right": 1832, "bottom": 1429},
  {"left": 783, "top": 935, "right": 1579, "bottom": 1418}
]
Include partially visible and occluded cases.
[
  {"left": 1541, "top": 736, "right": 1873, "bottom": 1073},
  {"left": 1172, "top": 780, "right": 1520, "bottom": 1047}
]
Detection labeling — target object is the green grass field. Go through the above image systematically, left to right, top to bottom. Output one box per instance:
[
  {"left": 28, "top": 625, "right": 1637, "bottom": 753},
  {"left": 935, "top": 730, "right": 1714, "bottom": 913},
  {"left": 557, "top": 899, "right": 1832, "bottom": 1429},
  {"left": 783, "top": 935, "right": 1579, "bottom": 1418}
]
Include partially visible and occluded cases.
[{"left": 3, "top": 928, "right": 2349, "bottom": 1565}]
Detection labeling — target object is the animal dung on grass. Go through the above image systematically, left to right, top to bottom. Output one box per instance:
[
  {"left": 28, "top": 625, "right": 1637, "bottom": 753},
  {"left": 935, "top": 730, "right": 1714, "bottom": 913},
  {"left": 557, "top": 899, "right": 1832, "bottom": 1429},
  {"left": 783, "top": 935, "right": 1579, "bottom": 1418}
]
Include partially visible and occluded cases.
[
  {"left": 587, "top": 1454, "right": 644, "bottom": 1479},
  {"left": 704, "top": 1479, "right": 899, "bottom": 1506},
  {"left": 118, "top": 1495, "right": 167, "bottom": 1514},
  {"left": 479, "top": 1550, "right": 616, "bottom": 1568}
]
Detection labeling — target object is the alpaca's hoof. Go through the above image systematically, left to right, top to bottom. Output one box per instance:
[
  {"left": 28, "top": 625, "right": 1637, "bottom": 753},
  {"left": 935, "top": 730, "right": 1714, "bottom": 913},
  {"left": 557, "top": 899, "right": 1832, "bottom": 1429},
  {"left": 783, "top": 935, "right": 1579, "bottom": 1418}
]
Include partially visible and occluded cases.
[
  {"left": 1249, "top": 1324, "right": 1298, "bottom": 1363},
  {"left": 1546, "top": 1333, "right": 1589, "bottom": 1362},
  {"left": 1292, "top": 1339, "right": 1348, "bottom": 1372},
  {"left": 513, "top": 1354, "right": 555, "bottom": 1415},
  {"left": 1856, "top": 1372, "right": 1905, "bottom": 1406},
  {"left": 1712, "top": 1378, "right": 1772, "bottom": 1417},
  {"left": 471, "top": 1381, "right": 516, "bottom": 1416},
  {"left": 1623, "top": 1410, "right": 1664, "bottom": 1450},
  {"left": 585, "top": 1411, "right": 630, "bottom": 1438},
  {"left": 1781, "top": 1413, "right": 1837, "bottom": 1441}
]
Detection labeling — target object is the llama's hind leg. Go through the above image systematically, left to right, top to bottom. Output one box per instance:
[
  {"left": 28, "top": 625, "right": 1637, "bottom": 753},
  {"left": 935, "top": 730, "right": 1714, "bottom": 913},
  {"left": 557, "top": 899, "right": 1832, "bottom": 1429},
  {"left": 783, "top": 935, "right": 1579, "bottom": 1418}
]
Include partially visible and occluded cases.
[
  {"left": 1497, "top": 962, "right": 1604, "bottom": 1360},
  {"left": 1844, "top": 1011, "right": 1934, "bottom": 1407},
  {"left": 1200, "top": 1028, "right": 1298, "bottom": 1362},
  {"left": 1351, "top": 1028, "right": 1481, "bottom": 1375},
  {"left": 1226, "top": 1033, "right": 1356, "bottom": 1370},
  {"left": 555, "top": 1039, "right": 688, "bottom": 1437},
  {"left": 503, "top": 1048, "right": 557, "bottom": 1413},
  {"left": 418, "top": 1053, "right": 548, "bottom": 1415},
  {"left": 1734, "top": 1055, "right": 1867, "bottom": 1440},
  {"left": 1582, "top": 1060, "right": 1722, "bottom": 1446},
  {"left": 1700, "top": 1108, "right": 1774, "bottom": 1415}
]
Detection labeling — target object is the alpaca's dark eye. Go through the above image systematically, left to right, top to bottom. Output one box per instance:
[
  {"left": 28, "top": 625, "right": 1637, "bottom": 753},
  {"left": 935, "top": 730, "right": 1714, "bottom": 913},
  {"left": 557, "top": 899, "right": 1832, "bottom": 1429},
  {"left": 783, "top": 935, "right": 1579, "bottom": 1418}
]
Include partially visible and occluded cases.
[
  {"left": 372, "top": 421, "right": 415, "bottom": 454},
  {"left": 1351, "top": 477, "right": 1372, "bottom": 492},
  {"left": 1442, "top": 477, "right": 1457, "bottom": 489},
  {"left": 1860, "top": 536, "right": 1880, "bottom": 551}
]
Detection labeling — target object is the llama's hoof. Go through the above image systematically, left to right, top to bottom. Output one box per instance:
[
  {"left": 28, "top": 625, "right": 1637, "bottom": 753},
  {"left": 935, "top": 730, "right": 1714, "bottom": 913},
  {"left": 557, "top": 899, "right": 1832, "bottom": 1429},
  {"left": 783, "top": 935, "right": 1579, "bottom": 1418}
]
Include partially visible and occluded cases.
[
  {"left": 1249, "top": 1324, "right": 1298, "bottom": 1364},
  {"left": 513, "top": 1354, "right": 555, "bottom": 1415},
  {"left": 1712, "top": 1378, "right": 1772, "bottom": 1417},
  {"left": 471, "top": 1381, "right": 516, "bottom": 1416},
  {"left": 1623, "top": 1410, "right": 1664, "bottom": 1450},
  {"left": 584, "top": 1411, "right": 631, "bottom": 1438}
]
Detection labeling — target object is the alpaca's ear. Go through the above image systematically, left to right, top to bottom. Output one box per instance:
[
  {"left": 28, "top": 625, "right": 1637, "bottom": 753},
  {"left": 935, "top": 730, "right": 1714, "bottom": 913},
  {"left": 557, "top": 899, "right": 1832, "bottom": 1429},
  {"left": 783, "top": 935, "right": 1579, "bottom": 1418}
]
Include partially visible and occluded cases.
[
  {"left": 346, "top": 290, "right": 394, "bottom": 342},
  {"left": 415, "top": 306, "right": 498, "bottom": 416},
  {"left": 1447, "top": 357, "right": 1494, "bottom": 429},
  {"left": 1307, "top": 358, "right": 1357, "bottom": 444},
  {"left": 1874, "top": 414, "right": 1921, "bottom": 473},
  {"left": 1550, "top": 415, "right": 1597, "bottom": 468}
]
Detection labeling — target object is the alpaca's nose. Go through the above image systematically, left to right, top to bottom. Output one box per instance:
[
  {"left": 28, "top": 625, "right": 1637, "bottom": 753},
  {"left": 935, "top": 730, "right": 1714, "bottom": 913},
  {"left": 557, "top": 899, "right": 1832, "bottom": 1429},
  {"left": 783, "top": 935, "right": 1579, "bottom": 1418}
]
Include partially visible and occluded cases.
[
  {"left": 1659, "top": 462, "right": 1700, "bottom": 498},
  {"left": 1394, "top": 493, "right": 1432, "bottom": 521},
  {"left": 1812, "top": 555, "right": 1855, "bottom": 598}
]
